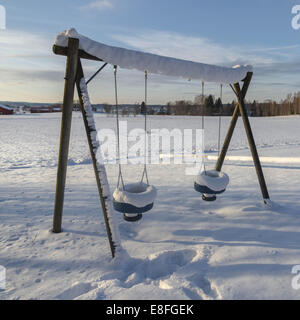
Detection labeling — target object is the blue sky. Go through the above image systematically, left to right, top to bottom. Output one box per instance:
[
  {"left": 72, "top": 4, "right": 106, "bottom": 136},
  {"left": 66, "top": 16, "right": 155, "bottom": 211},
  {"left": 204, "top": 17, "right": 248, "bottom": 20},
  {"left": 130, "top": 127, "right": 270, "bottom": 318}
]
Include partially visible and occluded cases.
[{"left": 0, "top": 0, "right": 300, "bottom": 104}]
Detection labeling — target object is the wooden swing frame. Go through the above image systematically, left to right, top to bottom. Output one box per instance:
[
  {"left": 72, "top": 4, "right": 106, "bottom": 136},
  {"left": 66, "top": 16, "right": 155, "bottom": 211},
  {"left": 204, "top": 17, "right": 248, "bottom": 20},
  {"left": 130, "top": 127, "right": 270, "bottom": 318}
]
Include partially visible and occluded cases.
[{"left": 52, "top": 38, "right": 270, "bottom": 258}]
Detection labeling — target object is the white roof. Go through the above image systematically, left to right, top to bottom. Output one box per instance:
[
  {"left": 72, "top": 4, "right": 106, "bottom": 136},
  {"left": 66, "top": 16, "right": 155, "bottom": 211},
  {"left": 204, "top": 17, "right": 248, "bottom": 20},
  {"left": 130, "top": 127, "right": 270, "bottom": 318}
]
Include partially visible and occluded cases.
[
  {"left": 55, "top": 28, "right": 252, "bottom": 84},
  {"left": 0, "top": 104, "right": 13, "bottom": 111}
]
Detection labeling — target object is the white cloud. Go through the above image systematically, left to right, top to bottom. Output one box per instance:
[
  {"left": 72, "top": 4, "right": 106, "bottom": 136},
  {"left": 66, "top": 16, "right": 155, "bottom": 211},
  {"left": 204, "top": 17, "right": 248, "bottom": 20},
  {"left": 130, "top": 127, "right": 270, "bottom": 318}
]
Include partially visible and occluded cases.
[
  {"left": 80, "top": 0, "right": 114, "bottom": 11},
  {"left": 1, "top": 28, "right": 300, "bottom": 103},
  {"left": 0, "top": 29, "right": 52, "bottom": 59},
  {"left": 0, "top": 29, "right": 65, "bottom": 102},
  {"left": 109, "top": 30, "right": 300, "bottom": 103},
  {"left": 112, "top": 30, "right": 300, "bottom": 68}
]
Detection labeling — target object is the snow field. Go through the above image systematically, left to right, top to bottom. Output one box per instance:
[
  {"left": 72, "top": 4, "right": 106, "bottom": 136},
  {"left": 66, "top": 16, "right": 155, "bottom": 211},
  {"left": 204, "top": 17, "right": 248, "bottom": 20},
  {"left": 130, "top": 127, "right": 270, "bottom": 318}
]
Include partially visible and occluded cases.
[{"left": 1, "top": 113, "right": 300, "bottom": 299}]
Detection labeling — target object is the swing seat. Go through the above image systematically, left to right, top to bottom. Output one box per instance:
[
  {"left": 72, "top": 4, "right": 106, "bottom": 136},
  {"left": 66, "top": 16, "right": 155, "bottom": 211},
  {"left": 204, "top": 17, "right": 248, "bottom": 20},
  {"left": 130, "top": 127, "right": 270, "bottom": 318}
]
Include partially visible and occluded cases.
[
  {"left": 194, "top": 170, "right": 229, "bottom": 201},
  {"left": 113, "top": 182, "right": 157, "bottom": 222}
]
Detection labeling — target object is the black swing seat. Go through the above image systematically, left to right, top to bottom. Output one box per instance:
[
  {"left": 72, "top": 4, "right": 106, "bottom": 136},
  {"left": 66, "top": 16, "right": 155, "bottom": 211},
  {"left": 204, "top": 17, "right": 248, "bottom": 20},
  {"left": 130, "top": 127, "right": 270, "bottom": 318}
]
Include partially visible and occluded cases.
[
  {"left": 194, "top": 170, "right": 229, "bottom": 201},
  {"left": 113, "top": 182, "right": 157, "bottom": 221}
]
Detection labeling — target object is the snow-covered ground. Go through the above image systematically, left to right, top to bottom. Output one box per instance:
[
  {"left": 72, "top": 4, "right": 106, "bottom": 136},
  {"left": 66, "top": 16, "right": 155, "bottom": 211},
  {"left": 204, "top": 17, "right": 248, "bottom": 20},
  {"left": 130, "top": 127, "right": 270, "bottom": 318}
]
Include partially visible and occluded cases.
[{"left": 1, "top": 113, "right": 300, "bottom": 300}]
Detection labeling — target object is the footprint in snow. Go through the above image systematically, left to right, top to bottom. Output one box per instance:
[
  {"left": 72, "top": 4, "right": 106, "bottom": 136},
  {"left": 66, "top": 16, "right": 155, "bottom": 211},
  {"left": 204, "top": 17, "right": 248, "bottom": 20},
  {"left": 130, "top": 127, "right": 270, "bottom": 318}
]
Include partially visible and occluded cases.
[
  {"left": 122, "top": 249, "right": 197, "bottom": 287},
  {"left": 55, "top": 282, "right": 96, "bottom": 300}
]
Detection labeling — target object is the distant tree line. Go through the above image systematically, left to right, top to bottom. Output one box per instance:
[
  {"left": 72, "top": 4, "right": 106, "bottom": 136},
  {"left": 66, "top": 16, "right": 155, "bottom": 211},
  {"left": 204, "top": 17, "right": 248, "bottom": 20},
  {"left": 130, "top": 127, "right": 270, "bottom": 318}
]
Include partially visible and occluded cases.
[
  {"left": 90, "top": 92, "right": 300, "bottom": 117},
  {"left": 166, "top": 92, "right": 300, "bottom": 117},
  {"left": 247, "top": 92, "right": 300, "bottom": 116},
  {"left": 102, "top": 102, "right": 155, "bottom": 116}
]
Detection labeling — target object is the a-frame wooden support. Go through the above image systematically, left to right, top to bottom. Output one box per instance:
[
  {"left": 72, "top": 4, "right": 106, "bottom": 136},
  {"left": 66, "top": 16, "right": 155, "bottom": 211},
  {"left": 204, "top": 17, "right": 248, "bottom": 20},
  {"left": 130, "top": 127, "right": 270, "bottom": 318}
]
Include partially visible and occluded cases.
[
  {"left": 51, "top": 38, "right": 270, "bottom": 260},
  {"left": 52, "top": 38, "right": 117, "bottom": 258},
  {"left": 215, "top": 72, "right": 270, "bottom": 203}
]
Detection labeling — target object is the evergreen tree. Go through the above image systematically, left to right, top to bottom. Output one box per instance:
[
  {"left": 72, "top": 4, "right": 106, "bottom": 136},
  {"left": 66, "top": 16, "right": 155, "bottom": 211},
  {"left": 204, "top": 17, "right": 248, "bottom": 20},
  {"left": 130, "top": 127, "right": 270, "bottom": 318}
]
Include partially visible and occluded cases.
[
  {"left": 204, "top": 95, "right": 214, "bottom": 115},
  {"left": 214, "top": 97, "right": 223, "bottom": 115},
  {"left": 141, "top": 101, "right": 146, "bottom": 115},
  {"left": 103, "top": 103, "right": 111, "bottom": 114},
  {"left": 134, "top": 103, "right": 141, "bottom": 116}
]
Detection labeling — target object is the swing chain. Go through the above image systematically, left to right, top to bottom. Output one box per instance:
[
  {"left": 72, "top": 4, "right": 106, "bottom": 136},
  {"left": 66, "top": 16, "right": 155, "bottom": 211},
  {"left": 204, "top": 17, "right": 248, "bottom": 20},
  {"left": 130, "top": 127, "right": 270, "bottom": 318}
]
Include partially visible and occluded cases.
[
  {"left": 114, "top": 65, "right": 125, "bottom": 190},
  {"left": 114, "top": 66, "right": 150, "bottom": 188},
  {"left": 141, "top": 70, "right": 150, "bottom": 185},
  {"left": 201, "top": 81, "right": 206, "bottom": 173},
  {"left": 201, "top": 82, "right": 223, "bottom": 172},
  {"left": 217, "top": 84, "right": 223, "bottom": 156}
]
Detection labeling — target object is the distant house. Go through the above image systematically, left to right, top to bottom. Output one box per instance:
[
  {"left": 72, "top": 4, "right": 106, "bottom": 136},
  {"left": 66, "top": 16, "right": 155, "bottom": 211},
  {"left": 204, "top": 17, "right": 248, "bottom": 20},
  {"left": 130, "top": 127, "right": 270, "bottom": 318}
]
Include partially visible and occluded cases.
[
  {"left": 0, "top": 104, "right": 14, "bottom": 115},
  {"left": 15, "top": 106, "right": 28, "bottom": 114},
  {"left": 30, "top": 106, "right": 62, "bottom": 113},
  {"left": 156, "top": 106, "right": 167, "bottom": 115},
  {"left": 30, "top": 107, "right": 51, "bottom": 113},
  {"left": 52, "top": 107, "right": 62, "bottom": 113}
]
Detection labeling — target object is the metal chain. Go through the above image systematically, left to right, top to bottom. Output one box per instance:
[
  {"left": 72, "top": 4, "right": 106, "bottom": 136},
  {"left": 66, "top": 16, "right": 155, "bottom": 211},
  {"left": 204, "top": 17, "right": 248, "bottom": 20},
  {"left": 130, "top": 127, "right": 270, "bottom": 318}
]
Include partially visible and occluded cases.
[
  {"left": 114, "top": 66, "right": 125, "bottom": 190},
  {"left": 141, "top": 70, "right": 150, "bottom": 185},
  {"left": 201, "top": 81, "right": 206, "bottom": 173},
  {"left": 218, "top": 84, "right": 223, "bottom": 156}
]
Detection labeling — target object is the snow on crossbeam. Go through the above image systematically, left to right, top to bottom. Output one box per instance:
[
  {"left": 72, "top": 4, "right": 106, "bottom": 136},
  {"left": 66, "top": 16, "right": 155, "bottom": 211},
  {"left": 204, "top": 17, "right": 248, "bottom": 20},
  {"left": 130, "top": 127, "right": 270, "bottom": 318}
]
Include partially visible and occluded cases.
[{"left": 54, "top": 28, "right": 252, "bottom": 84}]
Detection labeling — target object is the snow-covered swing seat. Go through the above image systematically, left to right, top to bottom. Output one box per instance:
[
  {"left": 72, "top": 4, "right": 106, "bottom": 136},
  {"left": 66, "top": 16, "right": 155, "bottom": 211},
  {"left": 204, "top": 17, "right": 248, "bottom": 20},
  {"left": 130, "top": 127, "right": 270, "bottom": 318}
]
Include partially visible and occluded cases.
[
  {"left": 55, "top": 28, "right": 252, "bottom": 209},
  {"left": 194, "top": 170, "right": 230, "bottom": 201},
  {"left": 113, "top": 183, "right": 157, "bottom": 221}
]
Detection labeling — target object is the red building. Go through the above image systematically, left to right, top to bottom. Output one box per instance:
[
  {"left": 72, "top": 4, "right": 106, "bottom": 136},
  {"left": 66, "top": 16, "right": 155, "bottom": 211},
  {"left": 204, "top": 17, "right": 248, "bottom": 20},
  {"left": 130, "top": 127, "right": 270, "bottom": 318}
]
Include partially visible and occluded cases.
[
  {"left": 0, "top": 104, "right": 14, "bottom": 115},
  {"left": 30, "top": 106, "right": 62, "bottom": 113},
  {"left": 30, "top": 107, "right": 51, "bottom": 113}
]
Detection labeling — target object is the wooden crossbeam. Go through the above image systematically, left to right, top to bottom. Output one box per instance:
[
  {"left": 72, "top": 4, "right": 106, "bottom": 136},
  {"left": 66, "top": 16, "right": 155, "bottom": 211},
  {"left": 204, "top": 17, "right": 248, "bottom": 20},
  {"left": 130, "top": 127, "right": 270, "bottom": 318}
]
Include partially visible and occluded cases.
[{"left": 53, "top": 44, "right": 103, "bottom": 62}]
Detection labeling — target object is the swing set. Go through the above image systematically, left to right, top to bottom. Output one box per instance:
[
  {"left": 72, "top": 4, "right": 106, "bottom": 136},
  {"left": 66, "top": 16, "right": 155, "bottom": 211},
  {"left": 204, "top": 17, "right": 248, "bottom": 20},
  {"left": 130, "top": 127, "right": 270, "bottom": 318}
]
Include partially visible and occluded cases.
[{"left": 51, "top": 29, "right": 270, "bottom": 258}]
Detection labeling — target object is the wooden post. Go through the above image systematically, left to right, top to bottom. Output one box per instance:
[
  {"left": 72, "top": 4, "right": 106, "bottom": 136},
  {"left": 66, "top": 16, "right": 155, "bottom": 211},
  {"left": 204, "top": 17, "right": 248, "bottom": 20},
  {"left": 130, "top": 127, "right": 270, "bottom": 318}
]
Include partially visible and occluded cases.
[
  {"left": 52, "top": 38, "right": 79, "bottom": 233},
  {"left": 75, "top": 60, "right": 117, "bottom": 258},
  {"left": 215, "top": 72, "right": 270, "bottom": 202},
  {"left": 215, "top": 73, "right": 252, "bottom": 172},
  {"left": 233, "top": 81, "right": 270, "bottom": 202},
  {"left": 215, "top": 104, "right": 239, "bottom": 172}
]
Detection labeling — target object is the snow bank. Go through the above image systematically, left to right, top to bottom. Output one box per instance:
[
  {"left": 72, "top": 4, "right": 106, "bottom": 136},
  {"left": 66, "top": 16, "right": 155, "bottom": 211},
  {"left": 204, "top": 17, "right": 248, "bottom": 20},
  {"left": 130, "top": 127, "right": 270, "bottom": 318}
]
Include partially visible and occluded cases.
[
  {"left": 54, "top": 28, "right": 252, "bottom": 84},
  {"left": 2, "top": 115, "right": 300, "bottom": 300},
  {"left": 159, "top": 154, "right": 300, "bottom": 164},
  {"left": 206, "top": 155, "right": 300, "bottom": 164}
]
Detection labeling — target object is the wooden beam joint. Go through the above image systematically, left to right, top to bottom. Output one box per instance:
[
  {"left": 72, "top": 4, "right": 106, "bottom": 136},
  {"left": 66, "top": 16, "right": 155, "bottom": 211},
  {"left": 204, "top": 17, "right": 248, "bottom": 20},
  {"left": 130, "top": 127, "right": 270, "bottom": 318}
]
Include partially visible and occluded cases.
[{"left": 53, "top": 44, "right": 103, "bottom": 62}]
